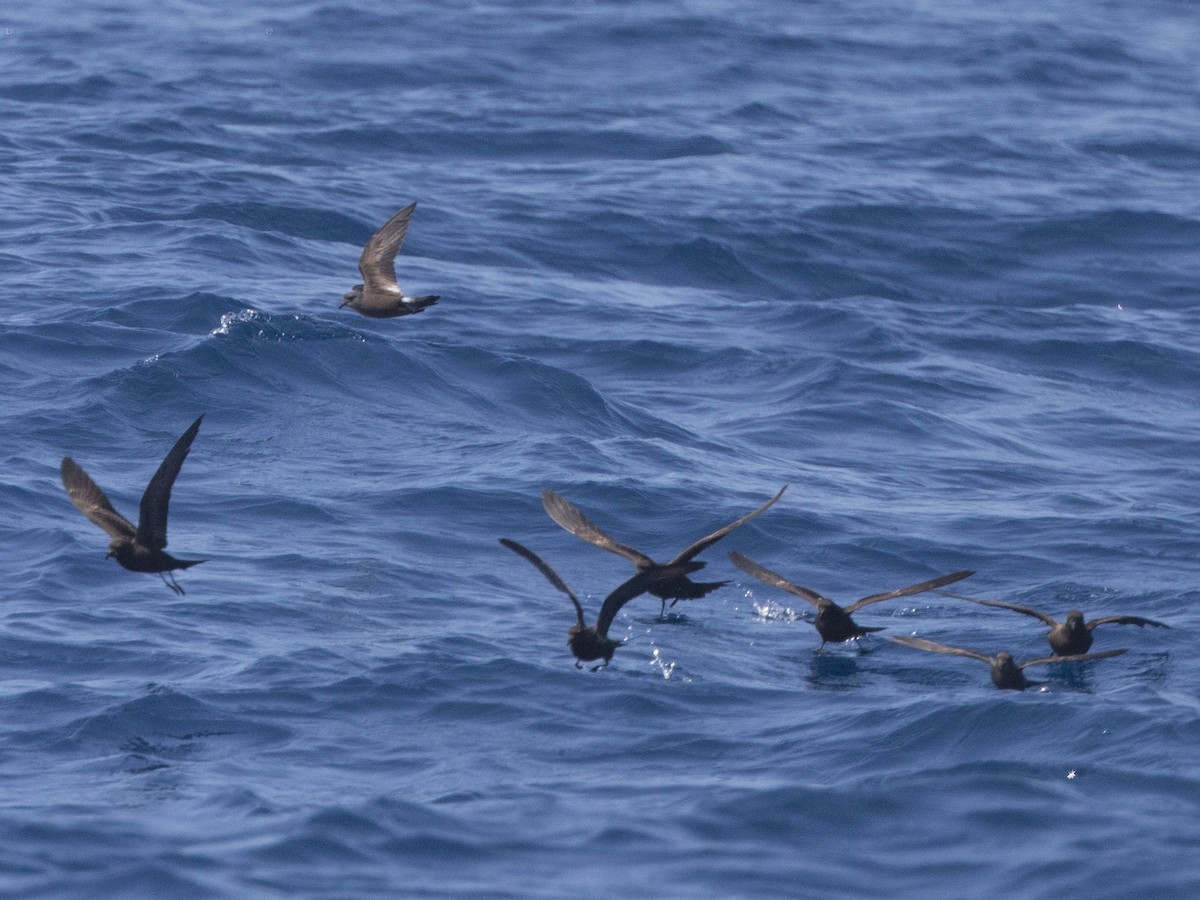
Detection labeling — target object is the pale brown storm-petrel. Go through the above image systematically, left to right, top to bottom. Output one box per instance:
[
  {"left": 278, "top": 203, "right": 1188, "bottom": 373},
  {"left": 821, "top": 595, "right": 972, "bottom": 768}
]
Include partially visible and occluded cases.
[
  {"left": 339, "top": 201, "right": 439, "bottom": 318},
  {"left": 60, "top": 415, "right": 206, "bottom": 595},
  {"left": 540, "top": 485, "right": 788, "bottom": 616},
  {"left": 499, "top": 538, "right": 673, "bottom": 669},
  {"left": 729, "top": 551, "right": 974, "bottom": 647},
  {"left": 936, "top": 590, "right": 1170, "bottom": 656},
  {"left": 889, "top": 635, "right": 1128, "bottom": 691}
]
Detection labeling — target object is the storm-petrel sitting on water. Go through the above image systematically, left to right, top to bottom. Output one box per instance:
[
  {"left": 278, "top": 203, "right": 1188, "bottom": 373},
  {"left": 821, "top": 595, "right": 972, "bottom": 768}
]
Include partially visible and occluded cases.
[
  {"left": 339, "top": 201, "right": 439, "bottom": 318},
  {"left": 60, "top": 415, "right": 206, "bottom": 595},
  {"left": 540, "top": 485, "right": 787, "bottom": 616},
  {"left": 499, "top": 538, "right": 677, "bottom": 668},
  {"left": 729, "top": 552, "right": 974, "bottom": 648},
  {"left": 936, "top": 590, "right": 1170, "bottom": 656},
  {"left": 889, "top": 635, "right": 1128, "bottom": 691}
]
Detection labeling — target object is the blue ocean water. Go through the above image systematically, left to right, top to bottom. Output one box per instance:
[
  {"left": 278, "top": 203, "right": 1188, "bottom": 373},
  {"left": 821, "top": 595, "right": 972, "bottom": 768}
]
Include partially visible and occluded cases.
[{"left": 2, "top": 0, "right": 1199, "bottom": 896}]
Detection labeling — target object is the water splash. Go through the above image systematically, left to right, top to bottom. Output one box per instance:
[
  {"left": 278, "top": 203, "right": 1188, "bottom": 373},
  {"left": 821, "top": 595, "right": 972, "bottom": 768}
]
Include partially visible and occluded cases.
[{"left": 648, "top": 645, "right": 689, "bottom": 682}]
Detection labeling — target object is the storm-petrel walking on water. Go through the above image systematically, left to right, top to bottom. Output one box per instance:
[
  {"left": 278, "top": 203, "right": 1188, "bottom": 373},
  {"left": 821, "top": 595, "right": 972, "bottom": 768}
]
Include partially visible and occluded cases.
[
  {"left": 339, "top": 201, "right": 439, "bottom": 318},
  {"left": 60, "top": 415, "right": 206, "bottom": 595},
  {"left": 541, "top": 485, "right": 787, "bottom": 616},
  {"left": 499, "top": 538, "right": 674, "bottom": 668},
  {"left": 729, "top": 552, "right": 974, "bottom": 647},
  {"left": 936, "top": 590, "right": 1170, "bottom": 656},
  {"left": 889, "top": 635, "right": 1128, "bottom": 691}
]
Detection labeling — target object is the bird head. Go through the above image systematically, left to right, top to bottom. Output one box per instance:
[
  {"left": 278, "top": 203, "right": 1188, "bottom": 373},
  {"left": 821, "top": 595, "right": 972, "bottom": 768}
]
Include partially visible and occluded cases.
[{"left": 105, "top": 539, "right": 129, "bottom": 562}]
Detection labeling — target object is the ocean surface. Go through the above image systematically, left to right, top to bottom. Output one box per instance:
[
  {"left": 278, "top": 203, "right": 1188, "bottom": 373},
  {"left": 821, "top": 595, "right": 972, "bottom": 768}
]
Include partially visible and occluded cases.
[{"left": 2, "top": 1, "right": 1199, "bottom": 897}]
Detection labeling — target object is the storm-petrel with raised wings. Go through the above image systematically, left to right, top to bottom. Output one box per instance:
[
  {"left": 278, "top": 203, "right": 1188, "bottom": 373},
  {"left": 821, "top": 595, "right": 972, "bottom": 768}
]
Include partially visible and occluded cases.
[
  {"left": 340, "top": 201, "right": 439, "bottom": 318},
  {"left": 60, "top": 415, "right": 206, "bottom": 595},
  {"left": 541, "top": 485, "right": 787, "bottom": 616},
  {"left": 499, "top": 537, "right": 677, "bottom": 668},
  {"left": 729, "top": 552, "right": 974, "bottom": 647}
]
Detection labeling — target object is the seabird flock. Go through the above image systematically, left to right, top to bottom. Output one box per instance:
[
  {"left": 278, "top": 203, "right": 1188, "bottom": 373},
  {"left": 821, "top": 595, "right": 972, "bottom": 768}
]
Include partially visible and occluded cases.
[{"left": 58, "top": 205, "right": 1171, "bottom": 690}]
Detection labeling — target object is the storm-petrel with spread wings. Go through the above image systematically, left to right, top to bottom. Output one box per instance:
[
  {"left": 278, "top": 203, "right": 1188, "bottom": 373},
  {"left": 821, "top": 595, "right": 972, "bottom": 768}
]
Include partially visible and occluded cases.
[
  {"left": 340, "top": 202, "right": 439, "bottom": 318},
  {"left": 60, "top": 415, "right": 206, "bottom": 595},
  {"left": 541, "top": 485, "right": 787, "bottom": 616},
  {"left": 499, "top": 538, "right": 675, "bottom": 668},
  {"left": 729, "top": 552, "right": 974, "bottom": 647},
  {"left": 937, "top": 590, "right": 1169, "bottom": 655},
  {"left": 890, "top": 635, "right": 1128, "bottom": 691}
]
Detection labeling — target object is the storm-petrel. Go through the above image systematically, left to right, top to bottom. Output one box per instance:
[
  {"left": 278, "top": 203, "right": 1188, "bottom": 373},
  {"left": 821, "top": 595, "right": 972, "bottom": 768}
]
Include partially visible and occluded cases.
[
  {"left": 340, "top": 201, "right": 439, "bottom": 318},
  {"left": 60, "top": 415, "right": 206, "bottom": 595},
  {"left": 541, "top": 485, "right": 787, "bottom": 616},
  {"left": 499, "top": 537, "right": 676, "bottom": 668},
  {"left": 729, "top": 551, "right": 974, "bottom": 647},
  {"left": 936, "top": 590, "right": 1169, "bottom": 656},
  {"left": 890, "top": 635, "right": 1128, "bottom": 691}
]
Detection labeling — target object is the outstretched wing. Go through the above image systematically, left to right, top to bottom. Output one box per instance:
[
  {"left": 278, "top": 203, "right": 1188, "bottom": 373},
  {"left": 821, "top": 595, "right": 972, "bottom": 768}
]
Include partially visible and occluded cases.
[
  {"left": 358, "top": 202, "right": 416, "bottom": 294},
  {"left": 136, "top": 415, "right": 203, "bottom": 551},
  {"left": 60, "top": 457, "right": 135, "bottom": 540},
  {"left": 669, "top": 485, "right": 788, "bottom": 564},
  {"left": 541, "top": 489, "right": 654, "bottom": 567},
  {"left": 499, "top": 538, "right": 585, "bottom": 629},
  {"left": 727, "top": 551, "right": 832, "bottom": 609},
  {"left": 595, "top": 570, "right": 658, "bottom": 637},
  {"left": 847, "top": 570, "right": 975, "bottom": 613},
  {"left": 936, "top": 590, "right": 1059, "bottom": 628},
  {"left": 1087, "top": 615, "right": 1170, "bottom": 631},
  {"left": 889, "top": 635, "right": 995, "bottom": 665},
  {"left": 1020, "top": 648, "right": 1128, "bottom": 669}
]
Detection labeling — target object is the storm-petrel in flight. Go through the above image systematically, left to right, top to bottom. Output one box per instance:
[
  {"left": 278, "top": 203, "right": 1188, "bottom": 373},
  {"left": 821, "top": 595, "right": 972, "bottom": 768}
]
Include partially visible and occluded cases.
[
  {"left": 340, "top": 201, "right": 439, "bottom": 318},
  {"left": 60, "top": 415, "right": 206, "bottom": 595},
  {"left": 541, "top": 485, "right": 787, "bottom": 616},
  {"left": 499, "top": 537, "right": 675, "bottom": 668},
  {"left": 729, "top": 552, "right": 974, "bottom": 647},
  {"left": 937, "top": 590, "right": 1169, "bottom": 656},
  {"left": 890, "top": 635, "right": 1128, "bottom": 691}
]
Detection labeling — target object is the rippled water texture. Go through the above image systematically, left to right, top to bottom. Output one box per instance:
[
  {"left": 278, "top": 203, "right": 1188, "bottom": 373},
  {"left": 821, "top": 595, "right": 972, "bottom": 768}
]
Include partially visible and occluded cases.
[{"left": 2, "top": 1, "right": 1199, "bottom": 897}]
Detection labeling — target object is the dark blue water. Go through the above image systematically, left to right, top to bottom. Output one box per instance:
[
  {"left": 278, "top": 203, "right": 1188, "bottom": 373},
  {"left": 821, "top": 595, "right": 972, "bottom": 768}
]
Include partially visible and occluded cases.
[{"left": 2, "top": 1, "right": 1199, "bottom": 897}]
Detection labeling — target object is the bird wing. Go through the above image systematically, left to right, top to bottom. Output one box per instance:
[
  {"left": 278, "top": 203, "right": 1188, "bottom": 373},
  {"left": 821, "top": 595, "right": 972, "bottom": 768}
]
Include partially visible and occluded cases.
[
  {"left": 358, "top": 202, "right": 416, "bottom": 295},
  {"left": 136, "top": 415, "right": 203, "bottom": 551},
  {"left": 60, "top": 457, "right": 136, "bottom": 540},
  {"left": 669, "top": 485, "right": 788, "bottom": 564},
  {"left": 541, "top": 489, "right": 654, "bottom": 567},
  {"left": 499, "top": 538, "right": 585, "bottom": 629},
  {"left": 727, "top": 551, "right": 831, "bottom": 609},
  {"left": 594, "top": 570, "right": 658, "bottom": 637},
  {"left": 847, "top": 570, "right": 975, "bottom": 613},
  {"left": 936, "top": 590, "right": 1059, "bottom": 627},
  {"left": 1086, "top": 615, "right": 1170, "bottom": 631},
  {"left": 888, "top": 635, "right": 996, "bottom": 664},
  {"left": 1019, "top": 648, "right": 1128, "bottom": 669}
]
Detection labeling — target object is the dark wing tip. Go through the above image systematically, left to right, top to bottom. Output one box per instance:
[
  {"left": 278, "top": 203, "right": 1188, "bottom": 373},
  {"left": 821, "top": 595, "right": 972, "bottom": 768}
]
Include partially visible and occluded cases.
[
  {"left": 673, "top": 483, "right": 789, "bottom": 563},
  {"left": 889, "top": 634, "right": 993, "bottom": 664},
  {"left": 1021, "top": 647, "right": 1129, "bottom": 668}
]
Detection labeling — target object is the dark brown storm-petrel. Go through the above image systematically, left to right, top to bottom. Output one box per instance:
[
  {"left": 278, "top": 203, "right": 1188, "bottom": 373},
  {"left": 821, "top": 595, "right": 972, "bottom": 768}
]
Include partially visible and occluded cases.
[
  {"left": 340, "top": 202, "right": 439, "bottom": 318},
  {"left": 60, "top": 415, "right": 206, "bottom": 594},
  {"left": 541, "top": 485, "right": 787, "bottom": 616},
  {"left": 499, "top": 537, "right": 675, "bottom": 668},
  {"left": 729, "top": 552, "right": 974, "bottom": 647},
  {"left": 937, "top": 590, "right": 1170, "bottom": 656},
  {"left": 889, "top": 635, "right": 1128, "bottom": 691}
]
